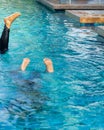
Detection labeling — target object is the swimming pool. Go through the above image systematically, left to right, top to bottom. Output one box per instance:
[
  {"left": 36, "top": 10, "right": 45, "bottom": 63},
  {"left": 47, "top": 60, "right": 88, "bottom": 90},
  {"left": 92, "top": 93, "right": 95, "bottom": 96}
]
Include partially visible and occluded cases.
[{"left": 0, "top": 0, "right": 104, "bottom": 129}]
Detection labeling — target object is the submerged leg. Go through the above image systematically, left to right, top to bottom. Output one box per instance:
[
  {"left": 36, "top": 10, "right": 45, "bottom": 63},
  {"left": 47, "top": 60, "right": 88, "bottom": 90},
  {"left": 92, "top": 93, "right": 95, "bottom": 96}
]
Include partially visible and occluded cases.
[{"left": 0, "top": 12, "right": 21, "bottom": 54}]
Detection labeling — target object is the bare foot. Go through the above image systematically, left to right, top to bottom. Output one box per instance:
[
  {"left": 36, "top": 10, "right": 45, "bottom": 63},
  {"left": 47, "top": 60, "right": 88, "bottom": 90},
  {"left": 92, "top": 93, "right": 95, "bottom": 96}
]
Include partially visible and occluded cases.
[
  {"left": 4, "top": 12, "right": 21, "bottom": 29},
  {"left": 21, "top": 58, "right": 30, "bottom": 71},
  {"left": 43, "top": 58, "right": 54, "bottom": 73}
]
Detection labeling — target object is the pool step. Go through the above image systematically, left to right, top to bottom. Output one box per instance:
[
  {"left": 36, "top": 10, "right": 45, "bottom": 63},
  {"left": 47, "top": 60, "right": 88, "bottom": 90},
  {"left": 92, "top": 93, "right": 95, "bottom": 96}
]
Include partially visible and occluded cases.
[
  {"left": 65, "top": 10, "right": 104, "bottom": 24},
  {"left": 66, "top": 10, "right": 104, "bottom": 37},
  {"left": 80, "top": 16, "right": 104, "bottom": 23},
  {"left": 95, "top": 26, "right": 104, "bottom": 37}
]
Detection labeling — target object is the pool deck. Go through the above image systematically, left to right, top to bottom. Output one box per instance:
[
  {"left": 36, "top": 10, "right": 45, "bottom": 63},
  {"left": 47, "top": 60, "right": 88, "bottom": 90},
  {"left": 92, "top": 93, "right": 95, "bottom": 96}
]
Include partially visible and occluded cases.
[{"left": 37, "top": 0, "right": 104, "bottom": 10}]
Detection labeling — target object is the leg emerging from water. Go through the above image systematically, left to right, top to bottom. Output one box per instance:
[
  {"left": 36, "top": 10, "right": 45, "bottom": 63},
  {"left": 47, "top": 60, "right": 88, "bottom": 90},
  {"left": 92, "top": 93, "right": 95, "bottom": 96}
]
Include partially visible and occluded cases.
[
  {"left": 0, "top": 12, "right": 21, "bottom": 54},
  {"left": 0, "top": 25, "right": 10, "bottom": 54},
  {"left": 20, "top": 58, "right": 54, "bottom": 73},
  {"left": 21, "top": 58, "right": 30, "bottom": 71},
  {"left": 44, "top": 58, "right": 54, "bottom": 73}
]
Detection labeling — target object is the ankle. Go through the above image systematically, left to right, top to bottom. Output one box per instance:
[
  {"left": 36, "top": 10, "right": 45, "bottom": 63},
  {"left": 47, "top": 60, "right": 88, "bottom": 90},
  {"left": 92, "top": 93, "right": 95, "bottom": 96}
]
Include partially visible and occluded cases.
[{"left": 4, "top": 12, "right": 21, "bottom": 28}]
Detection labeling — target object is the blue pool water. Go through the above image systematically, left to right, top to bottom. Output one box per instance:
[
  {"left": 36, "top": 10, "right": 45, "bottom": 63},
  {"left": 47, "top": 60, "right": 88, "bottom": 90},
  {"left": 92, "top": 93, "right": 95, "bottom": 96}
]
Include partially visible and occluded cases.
[{"left": 0, "top": 0, "right": 104, "bottom": 129}]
